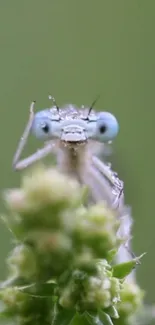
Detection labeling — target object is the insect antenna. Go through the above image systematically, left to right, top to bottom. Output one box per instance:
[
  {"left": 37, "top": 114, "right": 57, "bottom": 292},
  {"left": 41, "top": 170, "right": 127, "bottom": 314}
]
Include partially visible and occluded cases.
[
  {"left": 87, "top": 94, "right": 100, "bottom": 118},
  {"left": 48, "top": 95, "right": 60, "bottom": 114}
]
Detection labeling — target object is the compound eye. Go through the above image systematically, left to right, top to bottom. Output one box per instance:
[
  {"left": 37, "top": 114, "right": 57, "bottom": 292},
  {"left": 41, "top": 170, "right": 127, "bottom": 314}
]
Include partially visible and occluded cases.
[
  {"left": 31, "top": 112, "right": 53, "bottom": 140},
  {"left": 95, "top": 112, "right": 119, "bottom": 142},
  {"left": 41, "top": 122, "right": 50, "bottom": 134},
  {"left": 98, "top": 123, "right": 107, "bottom": 134}
]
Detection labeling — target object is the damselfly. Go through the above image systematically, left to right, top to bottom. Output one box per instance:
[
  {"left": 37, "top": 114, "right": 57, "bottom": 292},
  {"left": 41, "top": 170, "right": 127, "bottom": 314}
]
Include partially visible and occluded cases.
[
  {"left": 13, "top": 97, "right": 133, "bottom": 267},
  {"left": 13, "top": 97, "right": 124, "bottom": 209}
]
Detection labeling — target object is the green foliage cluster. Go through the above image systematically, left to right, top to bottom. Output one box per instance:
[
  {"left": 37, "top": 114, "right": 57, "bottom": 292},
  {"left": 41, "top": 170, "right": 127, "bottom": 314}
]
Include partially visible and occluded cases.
[{"left": 0, "top": 166, "right": 153, "bottom": 325}]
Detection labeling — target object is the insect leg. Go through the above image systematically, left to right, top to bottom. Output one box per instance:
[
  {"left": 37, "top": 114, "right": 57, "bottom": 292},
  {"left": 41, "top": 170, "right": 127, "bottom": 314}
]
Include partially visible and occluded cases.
[
  {"left": 12, "top": 101, "right": 54, "bottom": 170},
  {"left": 13, "top": 101, "right": 35, "bottom": 169},
  {"left": 13, "top": 143, "right": 54, "bottom": 171},
  {"left": 92, "top": 155, "right": 124, "bottom": 209},
  {"left": 90, "top": 156, "right": 135, "bottom": 277},
  {"left": 81, "top": 164, "right": 116, "bottom": 204}
]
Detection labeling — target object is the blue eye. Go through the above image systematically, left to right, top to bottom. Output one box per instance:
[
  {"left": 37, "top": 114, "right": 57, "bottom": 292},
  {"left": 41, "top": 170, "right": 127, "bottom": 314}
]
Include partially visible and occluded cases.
[
  {"left": 31, "top": 111, "right": 53, "bottom": 140},
  {"left": 94, "top": 112, "right": 119, "bottom": 142}
]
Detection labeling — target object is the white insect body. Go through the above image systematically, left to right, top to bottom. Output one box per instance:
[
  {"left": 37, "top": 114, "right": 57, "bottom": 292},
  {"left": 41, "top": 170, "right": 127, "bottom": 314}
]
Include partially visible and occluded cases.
[{"left": 13, "top": 99, "right": 134, "bottom": 273}]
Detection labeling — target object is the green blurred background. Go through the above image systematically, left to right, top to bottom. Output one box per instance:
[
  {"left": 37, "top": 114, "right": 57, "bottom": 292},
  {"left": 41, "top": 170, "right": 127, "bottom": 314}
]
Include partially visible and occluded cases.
[{"left": 0, "top": 0, "right": 154, "bottom": 303}]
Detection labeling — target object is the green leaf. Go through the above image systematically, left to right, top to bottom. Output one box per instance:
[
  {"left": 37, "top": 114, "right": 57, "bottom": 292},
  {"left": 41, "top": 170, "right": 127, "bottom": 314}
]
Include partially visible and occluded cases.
[
  {"left": 1, "top": 215, "right": 25, "bottom": 240},
  {"left": 107, "top": 249, "right": 117, "bottom": 262},
  {"left": 113, "top": 253, "right": 146, "bottom": 279},
  {"left": 18, "top": 281, "right": 57, "bottom": 297},
  {"left": 51, "top": 305, "right": 75, "bottom": 325},
  {"left": 104, "top": 306, "right": 119, "bottom": 319},
  {"left": 98, "top": 311, "right": 114, "bottom": 325},
  {"left": 70, "top": 312, "right": 91, "bottom": 325},
  {"left": 84, "top": 312, "right": 103, "bottom": 325}
]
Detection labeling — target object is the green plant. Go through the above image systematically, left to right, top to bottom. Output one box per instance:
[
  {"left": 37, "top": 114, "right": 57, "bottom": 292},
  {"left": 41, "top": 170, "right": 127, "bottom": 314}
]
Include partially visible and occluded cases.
[{"left": 0, "top": 166, "right": 154, "bottom": 325}]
